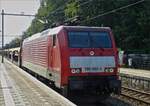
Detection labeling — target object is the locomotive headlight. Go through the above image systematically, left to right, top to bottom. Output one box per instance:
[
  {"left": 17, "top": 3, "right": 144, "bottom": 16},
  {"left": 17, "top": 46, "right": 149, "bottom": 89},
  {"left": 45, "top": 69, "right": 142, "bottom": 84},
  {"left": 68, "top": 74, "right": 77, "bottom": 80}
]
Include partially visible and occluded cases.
[
  {"left": 71, "top": 68, "right": 81, "bottom": 74},
  {"left": 104, "top": 68, "right": 114, "bottom": 72},
  {"left": 109, "top": 68, "right": 114, "bottom": 72}
]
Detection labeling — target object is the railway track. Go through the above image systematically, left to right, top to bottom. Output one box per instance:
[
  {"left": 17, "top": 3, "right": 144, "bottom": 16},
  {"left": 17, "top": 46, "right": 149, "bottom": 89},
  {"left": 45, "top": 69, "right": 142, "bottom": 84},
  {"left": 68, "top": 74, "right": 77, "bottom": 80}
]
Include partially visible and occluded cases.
[{"left": 121, "top": 86, "right": 150, "bottom": 105}]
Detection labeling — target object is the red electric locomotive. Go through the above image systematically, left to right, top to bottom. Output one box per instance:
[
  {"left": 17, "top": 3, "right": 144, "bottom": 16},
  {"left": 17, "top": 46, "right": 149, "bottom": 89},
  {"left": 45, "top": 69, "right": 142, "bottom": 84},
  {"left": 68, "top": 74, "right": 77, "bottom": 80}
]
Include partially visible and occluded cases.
[{"left": 21, "top": 26, "right": 121, "bottom": 98}]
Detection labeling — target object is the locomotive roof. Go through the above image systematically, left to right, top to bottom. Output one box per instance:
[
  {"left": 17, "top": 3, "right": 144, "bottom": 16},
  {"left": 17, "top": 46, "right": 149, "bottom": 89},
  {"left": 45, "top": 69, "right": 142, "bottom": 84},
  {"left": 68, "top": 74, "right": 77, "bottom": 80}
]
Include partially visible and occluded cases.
[
  {"left": 23, "top": 26, "right": 110, "bottom": 43},
  {"left": 23, "top": 26, "right": 63, "bottom": 43},
  {"left": 63, "top": 26, "right": 110, "bottom": 30}
]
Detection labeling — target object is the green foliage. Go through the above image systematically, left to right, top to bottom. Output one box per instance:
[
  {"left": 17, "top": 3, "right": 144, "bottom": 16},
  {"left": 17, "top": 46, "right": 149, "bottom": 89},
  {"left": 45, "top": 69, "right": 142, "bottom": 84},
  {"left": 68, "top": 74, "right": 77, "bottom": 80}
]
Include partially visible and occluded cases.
[
  {"left": 7, "top": 0, "right": 150, "bottom": 52},
  {"left": 65, "top": 1, "right": 79, "bottom": 18},
  {"left": 5, "top": 38, "right": 21, "bottom": 49}
]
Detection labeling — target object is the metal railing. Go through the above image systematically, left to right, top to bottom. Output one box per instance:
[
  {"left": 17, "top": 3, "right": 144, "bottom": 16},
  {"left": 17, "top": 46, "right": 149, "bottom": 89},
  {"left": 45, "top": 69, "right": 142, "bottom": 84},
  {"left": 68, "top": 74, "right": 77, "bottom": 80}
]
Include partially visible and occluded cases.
[{"left": 120, "top": 73, "right": 150, "bottom": 91}]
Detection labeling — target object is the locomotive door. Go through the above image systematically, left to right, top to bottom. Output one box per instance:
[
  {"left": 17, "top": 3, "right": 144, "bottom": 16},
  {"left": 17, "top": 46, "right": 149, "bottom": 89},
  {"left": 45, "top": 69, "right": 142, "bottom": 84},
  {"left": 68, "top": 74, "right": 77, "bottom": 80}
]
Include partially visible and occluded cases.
[
  {"left": 51, "top": 34, "right": 56, "bottom": 67},
  {"left": 51, "top": 34, "right": 62, "bottom": 87},
  {"left": 48, "top": 36, "right": 53, "bottom": 70}
]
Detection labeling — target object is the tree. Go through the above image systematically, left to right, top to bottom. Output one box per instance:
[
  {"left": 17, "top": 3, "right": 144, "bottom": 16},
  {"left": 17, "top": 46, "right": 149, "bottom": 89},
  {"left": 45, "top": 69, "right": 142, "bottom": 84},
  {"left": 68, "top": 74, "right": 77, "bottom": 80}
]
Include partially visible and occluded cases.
[
  {"left": 17, "top": 0, "right": 150, "bottom": 52},
  {"left": 5, "top": 38, "right": 21, "bottom": 49}
]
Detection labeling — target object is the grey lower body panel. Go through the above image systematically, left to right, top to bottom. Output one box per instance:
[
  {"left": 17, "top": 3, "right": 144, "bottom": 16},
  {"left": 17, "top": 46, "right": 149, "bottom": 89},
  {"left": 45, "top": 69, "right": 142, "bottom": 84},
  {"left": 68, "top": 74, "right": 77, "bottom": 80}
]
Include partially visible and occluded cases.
[{"left": 22, "top": 61, "right": 61, "bottom": 88}]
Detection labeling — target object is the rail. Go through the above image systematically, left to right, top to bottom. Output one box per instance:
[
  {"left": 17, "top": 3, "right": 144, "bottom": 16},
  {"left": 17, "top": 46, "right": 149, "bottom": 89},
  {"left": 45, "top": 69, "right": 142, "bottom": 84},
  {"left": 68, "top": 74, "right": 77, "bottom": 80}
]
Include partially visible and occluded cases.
[{"left": 121, "top": 86, "right": 150, "bottom": 105}]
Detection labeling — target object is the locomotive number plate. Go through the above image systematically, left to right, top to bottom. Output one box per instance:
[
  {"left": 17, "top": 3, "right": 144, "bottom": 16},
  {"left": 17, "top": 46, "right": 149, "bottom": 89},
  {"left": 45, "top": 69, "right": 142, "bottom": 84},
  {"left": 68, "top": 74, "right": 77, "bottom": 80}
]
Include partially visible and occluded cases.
[{"left": 82, "top": 67, "right": 103, "bottom": 73}]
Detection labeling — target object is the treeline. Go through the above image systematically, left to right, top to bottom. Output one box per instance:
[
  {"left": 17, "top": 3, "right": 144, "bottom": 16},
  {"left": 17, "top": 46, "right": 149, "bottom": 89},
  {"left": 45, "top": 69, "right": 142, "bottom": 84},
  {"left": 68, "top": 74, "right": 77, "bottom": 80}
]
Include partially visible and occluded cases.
[{"left": 8, "top": 0, "right": 150, "bottom": 52}]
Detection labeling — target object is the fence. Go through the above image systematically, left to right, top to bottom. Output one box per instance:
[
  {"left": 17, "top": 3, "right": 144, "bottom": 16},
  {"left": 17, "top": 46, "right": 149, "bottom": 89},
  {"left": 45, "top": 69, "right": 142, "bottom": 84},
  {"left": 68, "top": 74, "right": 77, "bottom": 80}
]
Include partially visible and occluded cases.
[{"left": 124, "top": 54, "right": 150, "bottom": 70}]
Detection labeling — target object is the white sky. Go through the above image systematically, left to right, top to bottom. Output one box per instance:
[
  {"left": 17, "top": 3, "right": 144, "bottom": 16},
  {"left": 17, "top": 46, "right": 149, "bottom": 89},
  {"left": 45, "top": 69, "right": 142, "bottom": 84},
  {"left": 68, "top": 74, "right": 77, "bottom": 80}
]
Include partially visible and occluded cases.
[{"left": 0, "top": 0, "right": 41, "bottom": 46}]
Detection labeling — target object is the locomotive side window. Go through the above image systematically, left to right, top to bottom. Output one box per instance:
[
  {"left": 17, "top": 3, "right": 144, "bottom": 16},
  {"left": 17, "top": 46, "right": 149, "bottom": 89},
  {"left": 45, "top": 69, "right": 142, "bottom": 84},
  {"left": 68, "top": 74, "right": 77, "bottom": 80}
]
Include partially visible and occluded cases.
[
  {"left": 68, "top": 31, "right": 112, "bottom": 48},
  {"left": 53, "top": 35, "right": 56, "bottom": 47}
]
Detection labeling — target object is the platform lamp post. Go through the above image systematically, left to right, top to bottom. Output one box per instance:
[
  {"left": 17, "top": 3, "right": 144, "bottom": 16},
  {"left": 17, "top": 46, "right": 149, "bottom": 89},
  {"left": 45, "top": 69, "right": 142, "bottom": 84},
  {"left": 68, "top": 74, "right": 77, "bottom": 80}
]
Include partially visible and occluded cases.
[
  {"left": 1, "top": 9, "right": 4, "bottom": 63},
  {"left": 0, "top": 30, "right": 1, "bottom": 59}
]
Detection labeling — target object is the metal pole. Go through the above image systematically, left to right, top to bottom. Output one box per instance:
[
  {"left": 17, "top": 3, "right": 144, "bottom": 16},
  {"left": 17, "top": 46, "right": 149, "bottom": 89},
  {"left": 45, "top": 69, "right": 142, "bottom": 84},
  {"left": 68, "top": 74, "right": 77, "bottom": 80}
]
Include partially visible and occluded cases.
[{"left": 2, "top": 9, "right": 4, "bottom": 63}]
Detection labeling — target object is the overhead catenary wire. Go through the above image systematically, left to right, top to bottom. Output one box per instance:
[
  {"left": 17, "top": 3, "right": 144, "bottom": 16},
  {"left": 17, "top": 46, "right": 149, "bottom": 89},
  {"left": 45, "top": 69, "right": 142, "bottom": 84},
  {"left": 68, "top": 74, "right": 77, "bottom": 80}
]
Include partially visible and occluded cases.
[
  {"left": 0, "top": 0, "right": 93, "bottom": 23},
  {"left": 43, "top": 0, "right": 94, "bottom": 26},
  {"left": 46, "top": 0, "right": 73, "bottom": 16},
  {"left": 47, "top": 0, "right": 93, "bottom": 16},
  {"left": 62, "top": 0, "right": 93, "bottom": 23},
  {"left": 77, "top": 0, "right": 93, "bottom": 7},
  {"left": 80, "top": 0, "right": 145, "bottom": 23}
]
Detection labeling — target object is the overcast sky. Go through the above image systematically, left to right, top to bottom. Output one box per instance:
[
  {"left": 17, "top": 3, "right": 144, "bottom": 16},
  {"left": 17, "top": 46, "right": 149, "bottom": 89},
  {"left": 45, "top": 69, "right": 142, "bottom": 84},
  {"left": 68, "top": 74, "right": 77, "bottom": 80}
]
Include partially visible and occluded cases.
[{"left": 0, "top": 0, "right": 41, "bottom": 46}]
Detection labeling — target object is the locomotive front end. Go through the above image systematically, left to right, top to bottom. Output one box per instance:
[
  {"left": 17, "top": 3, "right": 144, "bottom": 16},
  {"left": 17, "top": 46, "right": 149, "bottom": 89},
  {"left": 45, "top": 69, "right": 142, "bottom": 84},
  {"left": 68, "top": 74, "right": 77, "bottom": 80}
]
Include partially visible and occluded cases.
[{"left": 60, "top": 26, "right": 121, "bottom": 98}]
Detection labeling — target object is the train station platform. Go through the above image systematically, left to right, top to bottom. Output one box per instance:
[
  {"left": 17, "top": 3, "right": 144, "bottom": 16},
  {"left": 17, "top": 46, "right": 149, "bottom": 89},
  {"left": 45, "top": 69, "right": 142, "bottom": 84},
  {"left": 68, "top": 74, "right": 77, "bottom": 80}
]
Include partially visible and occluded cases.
[
  {"left": 0, "top": 58, "right": 76, "bottom": 106},
  {"left": 120, "top": 68, "right": 150, "bottom": 79}
]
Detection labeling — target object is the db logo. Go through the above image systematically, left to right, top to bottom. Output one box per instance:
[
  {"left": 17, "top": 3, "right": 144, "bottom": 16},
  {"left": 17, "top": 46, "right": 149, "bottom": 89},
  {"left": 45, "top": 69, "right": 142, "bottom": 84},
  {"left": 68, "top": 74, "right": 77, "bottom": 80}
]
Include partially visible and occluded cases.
[{"left": 90, "top": 51, "right": 95, "bottom": 56}]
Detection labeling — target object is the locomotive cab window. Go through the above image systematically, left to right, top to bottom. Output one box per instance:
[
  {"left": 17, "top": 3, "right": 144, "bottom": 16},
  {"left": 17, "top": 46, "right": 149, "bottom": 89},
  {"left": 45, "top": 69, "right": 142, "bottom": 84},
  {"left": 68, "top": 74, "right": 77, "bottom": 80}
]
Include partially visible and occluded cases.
[
  {"left": 68, "top": 31, "right": 112, "bottom": 48},
  {"left": 68, "top": 32, "right": 90, "bottom": 48},
  {"left": 53, "top": 35, "right": 56, "bottom": 47}
]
